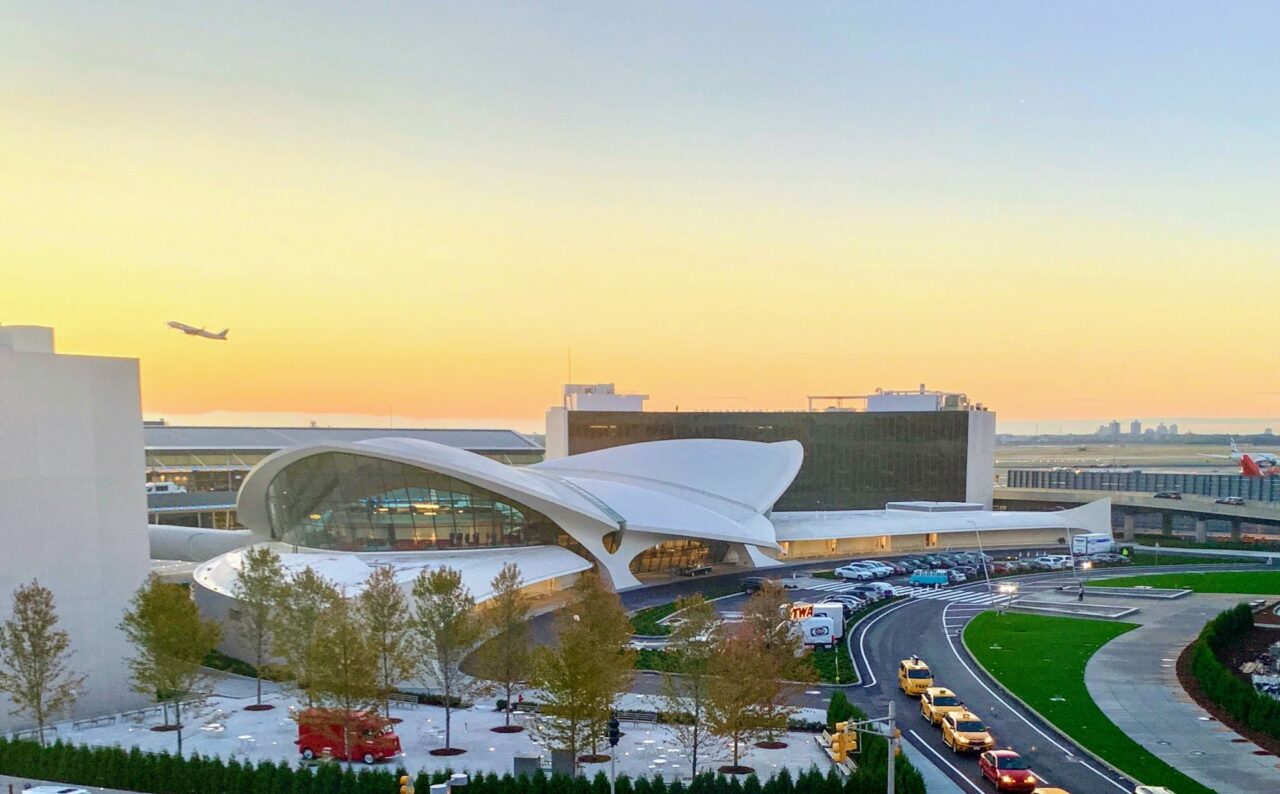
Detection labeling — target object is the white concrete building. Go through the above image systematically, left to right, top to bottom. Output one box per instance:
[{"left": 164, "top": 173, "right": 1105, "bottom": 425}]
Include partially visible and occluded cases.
[
  {"left": 0, "top": 326, "right": 150, "bottom": 731},
  {"left": 196, "top": 434, "right": 1108, "bottom": 657}
]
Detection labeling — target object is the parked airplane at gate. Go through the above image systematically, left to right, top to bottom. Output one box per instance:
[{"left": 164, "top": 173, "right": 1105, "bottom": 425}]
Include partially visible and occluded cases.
[
  {"left": 166, "top": 320, "right": 228, "bottom": 340},
  {"left": 1204, "top": 439, "right": 1279, "bottom": 468}
]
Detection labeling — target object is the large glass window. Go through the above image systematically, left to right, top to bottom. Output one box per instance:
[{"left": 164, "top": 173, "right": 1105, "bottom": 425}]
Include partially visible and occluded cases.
[
  {"left": 568, "top": 410, "right": 972, "bottom": 511},
  {"left": 265, "top": 452, "right": 564, "bottom": 552}
]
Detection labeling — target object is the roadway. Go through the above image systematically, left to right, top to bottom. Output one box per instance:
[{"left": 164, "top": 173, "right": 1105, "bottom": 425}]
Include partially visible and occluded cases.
[{"left": 998, "top": 487, "right": 1280, "bottom": 525}]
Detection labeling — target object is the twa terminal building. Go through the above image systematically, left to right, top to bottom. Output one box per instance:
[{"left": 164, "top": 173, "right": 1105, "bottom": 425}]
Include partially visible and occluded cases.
[{"left": 193, "top": 408, "right": 1109, "bottom": 650}]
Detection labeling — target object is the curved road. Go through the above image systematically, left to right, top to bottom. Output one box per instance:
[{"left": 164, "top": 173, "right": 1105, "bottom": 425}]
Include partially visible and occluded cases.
[{"left": 845, "top": 564, "right": 1266, "bottom": 794}]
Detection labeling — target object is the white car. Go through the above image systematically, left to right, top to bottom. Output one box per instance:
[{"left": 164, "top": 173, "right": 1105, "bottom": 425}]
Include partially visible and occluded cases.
[
  {"left": 1031, "top": 555, "right": 1072, "bottom": 570},
  {"left": 862, "top": 560, "right": 896, "bottom": 576},
  {"left": 834, "top": 564, "right": 875, "bottom": 581}
]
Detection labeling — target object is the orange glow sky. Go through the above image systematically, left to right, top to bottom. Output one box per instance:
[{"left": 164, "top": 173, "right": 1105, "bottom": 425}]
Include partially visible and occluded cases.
[{"left": 3, "top": 4, "right": 1278, "bottom": 433}]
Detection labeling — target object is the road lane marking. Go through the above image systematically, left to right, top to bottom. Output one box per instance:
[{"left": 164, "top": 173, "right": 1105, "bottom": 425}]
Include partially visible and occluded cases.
[
  {"left": 856, "top": 599, "right": 917, "bottom": 688},
  {"left": 940, "top": 601, "right": 1132, "bottom": 792},
  {"left": 906, "top": 729, "right": 987, "bottom": 794}
]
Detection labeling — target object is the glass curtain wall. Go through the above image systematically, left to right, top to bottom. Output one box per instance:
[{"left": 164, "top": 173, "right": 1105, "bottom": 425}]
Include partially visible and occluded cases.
[{"left": 265, "top": 452, "right": 563, "bottom": 552}]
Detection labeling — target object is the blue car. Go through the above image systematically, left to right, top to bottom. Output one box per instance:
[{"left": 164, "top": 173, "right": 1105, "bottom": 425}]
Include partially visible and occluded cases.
[{"left": 908, "top": 570, "right": 949, "bottom": 587}]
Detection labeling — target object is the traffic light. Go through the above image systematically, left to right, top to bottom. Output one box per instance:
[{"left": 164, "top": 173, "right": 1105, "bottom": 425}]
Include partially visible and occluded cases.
[
  {"left": 607, "top": 715, "right": 621, "bottom": 747},
  {"left": 400, "top": 774, "right": 414, "bottom": 794}
]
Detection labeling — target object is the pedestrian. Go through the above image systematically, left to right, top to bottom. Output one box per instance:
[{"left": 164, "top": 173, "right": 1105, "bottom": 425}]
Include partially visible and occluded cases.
[{"left": 1077, "top": 587, "right": 1085, "bottom": 602}]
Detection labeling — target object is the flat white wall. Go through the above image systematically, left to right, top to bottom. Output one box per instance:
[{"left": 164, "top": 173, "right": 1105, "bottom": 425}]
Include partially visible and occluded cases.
[
  {"left": 0, "top": 343, "right": 151, "bottom": 731},
  {"left": 544, "top": 406, "right": 568, "bottom": 460},
  {"left": 966, "top": 410, "right": 996, "bottom": 508}
]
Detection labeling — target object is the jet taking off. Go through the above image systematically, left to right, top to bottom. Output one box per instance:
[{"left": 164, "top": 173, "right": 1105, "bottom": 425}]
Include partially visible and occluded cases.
[{"left": 166, "top": 321, "right": 228, "bottom": 340}]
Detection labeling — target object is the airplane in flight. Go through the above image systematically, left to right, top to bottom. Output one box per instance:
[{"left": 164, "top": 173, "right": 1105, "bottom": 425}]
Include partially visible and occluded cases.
[
  {"left": 166, "top": 321, "right": 228, "bottom": 340},
  {"left": 1203, "top": 439, "right": 1279, "bottom": 468},
  {"left": 1242, "top": 454, "right": 1280, "bottom": 478}
]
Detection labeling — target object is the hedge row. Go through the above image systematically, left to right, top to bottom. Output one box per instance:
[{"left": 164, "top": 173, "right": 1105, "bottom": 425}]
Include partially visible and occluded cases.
[
  {"left": 1190, "top": 603, "right": 1280, "bottom": 739},
  {"left": 822, "top": 691, "right": 924, "bottom": 794},
  {"left": 0, "top": 736, "right": 922, "bottom": 794}
]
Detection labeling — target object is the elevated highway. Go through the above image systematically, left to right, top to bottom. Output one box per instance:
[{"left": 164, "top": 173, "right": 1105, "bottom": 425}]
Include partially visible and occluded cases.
[{"left": 996, "top": 486, "right": 1280, "bottom": 541}]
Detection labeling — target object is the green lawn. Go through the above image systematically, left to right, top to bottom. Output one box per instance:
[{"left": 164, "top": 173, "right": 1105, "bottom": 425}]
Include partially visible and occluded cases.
[
  {"left": 1092, "top": 570, "right": 1280, "bottom": 594},
  {"left": 629, "top": 602, "right": 679, "bottom": 635},
  {"left": 965, "top": 612, "right": 1214, "bottom": 794}
]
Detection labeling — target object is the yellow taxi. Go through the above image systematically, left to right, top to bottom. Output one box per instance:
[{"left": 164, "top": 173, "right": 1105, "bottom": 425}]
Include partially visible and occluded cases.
[
  {"left": 897, "top": 656, "right": 933, "bottom": 695},
  {"left": 919, "top": 686, "right": 965, "bottom": 726},
  {"left": 940, "top": 709, "right": 995, "bottom": 753},
  {"left": 1032, "top": 789, "right": 1071, "bottom": 794}
]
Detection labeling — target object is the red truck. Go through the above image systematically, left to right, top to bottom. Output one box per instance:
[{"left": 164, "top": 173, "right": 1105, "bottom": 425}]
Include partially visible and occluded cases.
[{"left": 296, "top": 708, "right": 401, "bottom": 764}]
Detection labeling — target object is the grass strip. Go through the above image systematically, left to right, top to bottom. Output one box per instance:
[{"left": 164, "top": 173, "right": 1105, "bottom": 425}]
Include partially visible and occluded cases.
[
  {"left": 1092, "top": 570, "right": 1280, "bottom": 594},
  {"left": 964, "top": 612, "right": 1213, "bottom": 794}
]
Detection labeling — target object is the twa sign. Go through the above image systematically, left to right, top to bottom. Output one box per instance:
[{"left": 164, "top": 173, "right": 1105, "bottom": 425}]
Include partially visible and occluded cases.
[{"left": 789, "top": 603, "right": 814, "bottom": 621}]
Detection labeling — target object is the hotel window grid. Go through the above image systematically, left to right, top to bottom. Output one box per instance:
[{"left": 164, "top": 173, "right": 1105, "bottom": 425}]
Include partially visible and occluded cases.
[{"left": 569, "top": 411, "right": 972, "bottom": 511}]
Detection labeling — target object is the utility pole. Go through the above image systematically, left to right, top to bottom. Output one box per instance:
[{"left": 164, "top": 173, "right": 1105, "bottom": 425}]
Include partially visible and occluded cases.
[{"left": 887, "top": 700, "right": 896, "bottom": 794}]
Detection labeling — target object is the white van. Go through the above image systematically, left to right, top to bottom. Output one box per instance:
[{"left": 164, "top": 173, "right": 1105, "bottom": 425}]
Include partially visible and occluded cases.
[
  {"left": 1072, "top": 533, "right": 1114, "bottom": 556},
  {"left": 811, "top": 603, "right": 846, "bottom": 639},
  {"left": 799, "top": 615, "right": 836, "bottom": 647}
]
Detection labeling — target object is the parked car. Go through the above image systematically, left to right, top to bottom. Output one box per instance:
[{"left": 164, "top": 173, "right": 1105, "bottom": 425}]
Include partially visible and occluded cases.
[
  {"left": 1154, "top": 491, "right": 1182, "bottom": 500},
  {"left": 1216, "top": 496, "right": 1245, "bottom": 506},
  {"left": 1087, "top": 552, "right": 1132, "bottom": 566},
  {"left": 1029, "top": 555, "right": 1072, "bottom": 571},
  {"left": 849, "top": 560, "right": 890, "bottom": 577},
  {"left": 880, "top": 560, "right": 909, "bottom": 575},
  {"left": 990, "top": 561, "right": 1017, "bottom": 575},
  {"left": 833, "top": 564, "right": 876, "bottom": 581},
  {"left": 945, "top": 569, "right": 968, "bottom": 583},
  {"left": 864, "top": 581, "right": 896, "bottom": 599},
  {"left": 843, "top": 584, "right": 886, "bottom": 602},
  {"left": 825, "top": 595, "right": 868, "bottom": 616},
  {"left": 940, "top": 710, "right": 994, "bottom": 753},
  {"left": 978, "top": 750, "right": 1039, "bottom": 791}
]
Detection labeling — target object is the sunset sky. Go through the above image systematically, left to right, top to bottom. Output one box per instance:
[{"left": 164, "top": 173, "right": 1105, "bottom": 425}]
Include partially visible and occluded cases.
[{"left": 3, "top": 3, "right": 1278, "bottom": 433}]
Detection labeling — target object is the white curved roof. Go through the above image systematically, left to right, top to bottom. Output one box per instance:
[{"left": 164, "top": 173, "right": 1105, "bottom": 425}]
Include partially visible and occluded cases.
[
  {"left": 236, "top": 437, "right": 799, "bottom": 552},
  {"left": 534, "top": 439, "right": 802, "bottom": 515},
  {"left": 771, "top": 498, "right": 1112, "bottom": 541},
  {"left": 193, "top": 543, "right": 591, "bottom": 603}
]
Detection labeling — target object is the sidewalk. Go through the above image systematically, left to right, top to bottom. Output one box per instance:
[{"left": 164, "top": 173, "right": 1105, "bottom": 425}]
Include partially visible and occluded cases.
[{"left": 1084, "top": 593, "right": 1280, "bottom": 794}]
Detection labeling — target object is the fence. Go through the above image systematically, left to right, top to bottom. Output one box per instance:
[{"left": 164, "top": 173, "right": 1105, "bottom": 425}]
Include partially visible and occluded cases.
[{"left": 1007, "top": 469, "right": 1280, "bottom": 502}]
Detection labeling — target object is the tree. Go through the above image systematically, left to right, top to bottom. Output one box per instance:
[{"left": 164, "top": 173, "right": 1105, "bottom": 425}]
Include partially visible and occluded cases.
[
  {"left": 232, "top": 545, "right": 284, "bottom": 709},
  {"left": 472, "top": 562, "right": 533, "bottom": 728},
  {"left": 357, "top": 565, "right": 414, "bottom": 719},
  {"left": 273, "top": 566, "right": 341, "bottom": 705},
  {"left": 410, "top": 566, "right": 482, "bottom": 753},
  {"left": 532, "top": 571, "right": 635, "bottom": 764},
  {"left": 119, "top": 576, "right": 222, "bottom": 755},
  {"left": 0, "top": 579, "right": 85, "bottom": 746},
  {"left": 740, "top": 582, "right": 812, "bottom": 742},
  {"left": 309, "top": 592, "right": 382, "bottom": 762},
  {"left": 659, "top": 594, "right": 724, "bottom": 775},
  {"left": 704, "top": 626, "right": 773, "bottom": 772}
]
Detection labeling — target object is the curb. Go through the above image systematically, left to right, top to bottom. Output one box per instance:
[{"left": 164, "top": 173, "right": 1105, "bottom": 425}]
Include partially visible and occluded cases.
[{"left": 958, "top": 623, "right": 1136, "bottom": 787}]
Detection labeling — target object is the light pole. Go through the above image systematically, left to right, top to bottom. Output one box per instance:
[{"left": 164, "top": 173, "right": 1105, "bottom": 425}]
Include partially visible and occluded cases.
[{"left": 886, "top": 700, "right": 896, "bottom": 794}]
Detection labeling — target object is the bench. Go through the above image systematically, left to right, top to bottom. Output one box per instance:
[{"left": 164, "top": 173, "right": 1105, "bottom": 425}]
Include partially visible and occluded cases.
[{"left": 615, "top": 709, "right": 658, "bottom": 726}]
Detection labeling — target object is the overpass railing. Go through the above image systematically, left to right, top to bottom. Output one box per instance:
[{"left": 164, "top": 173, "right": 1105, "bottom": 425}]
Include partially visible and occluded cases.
[{"left": 1006, "top": 469, "right": 1280, "bottom": 503}]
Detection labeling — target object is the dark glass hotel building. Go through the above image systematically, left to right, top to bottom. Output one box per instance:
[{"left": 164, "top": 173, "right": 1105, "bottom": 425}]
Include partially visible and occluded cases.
[{"left": 563, "top": 409, "right": 993, "bottom": 511}]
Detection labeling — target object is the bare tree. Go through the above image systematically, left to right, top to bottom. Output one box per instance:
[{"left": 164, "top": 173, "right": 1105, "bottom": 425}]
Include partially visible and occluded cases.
[
  {"left": 232, "top": 545, "right": 284, "bottom": 709},
  {"left": 472, "top": 562, "right": 532, "bottom": 729},
  {"left": 357, "top": 565, "right": 414, "bottom": 718},
  {"left": 273, "top": 566, "right": 341, "bottom": 706},
  {"left": 411, "top": 566, "right": 481, "bottom": 753},
  {"left": 119, "top": 576, "right": 222, "bottom": 755},
  {"left": 0, "top": 579, "right": 85, "bottom": 746},
  {"left": 659, "top": 594, "right": 724, "bottom": 774}
]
